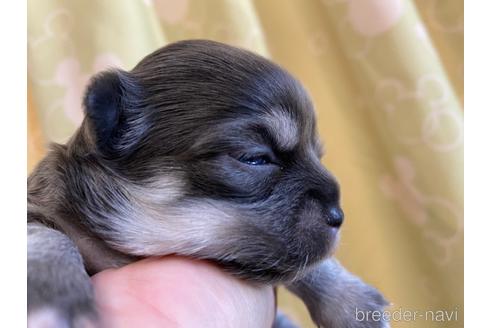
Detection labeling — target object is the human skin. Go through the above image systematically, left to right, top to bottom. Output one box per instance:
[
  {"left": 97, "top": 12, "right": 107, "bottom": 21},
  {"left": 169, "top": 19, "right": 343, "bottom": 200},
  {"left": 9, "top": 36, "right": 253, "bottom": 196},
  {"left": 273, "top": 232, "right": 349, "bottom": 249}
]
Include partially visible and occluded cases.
[{"left": 92, "top": 256, "right": 276, "bottom": 328}]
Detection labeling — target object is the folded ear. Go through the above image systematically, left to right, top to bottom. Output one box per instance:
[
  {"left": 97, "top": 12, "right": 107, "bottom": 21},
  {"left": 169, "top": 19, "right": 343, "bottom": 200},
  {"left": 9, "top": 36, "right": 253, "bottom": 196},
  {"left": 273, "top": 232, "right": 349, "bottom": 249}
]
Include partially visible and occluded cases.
[{"left": 83, "top": 70, "right": 145, "bottom": 157}]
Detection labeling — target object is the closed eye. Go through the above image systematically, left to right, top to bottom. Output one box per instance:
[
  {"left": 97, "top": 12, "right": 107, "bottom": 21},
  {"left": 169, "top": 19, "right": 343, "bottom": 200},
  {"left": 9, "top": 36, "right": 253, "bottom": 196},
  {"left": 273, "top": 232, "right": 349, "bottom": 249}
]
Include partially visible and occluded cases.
[{"left": 237, "top": 154, "right": 273, "bottom": 166}]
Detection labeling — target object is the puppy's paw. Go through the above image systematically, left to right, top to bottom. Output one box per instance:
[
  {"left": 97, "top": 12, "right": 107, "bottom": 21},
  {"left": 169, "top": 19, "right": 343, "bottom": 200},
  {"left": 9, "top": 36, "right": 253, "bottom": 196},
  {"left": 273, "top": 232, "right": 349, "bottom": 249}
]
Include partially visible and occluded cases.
[
  {"left": 28, "top": 224, "right": 99, "bottom": 328},
  {"left": 287, "top": 259, "right": 390, "bottom": 328},
  {"left": 28, "top": 271, "right": 98, "bottom": 328},
  {"left": 312, "top": 279, "right": 390, "bottom": 328},
  {"left": 345, "top": 282, "right": 390, "bottom": 328},
  {"left": 28, "top": 307, "right": 97, "bottom": 328},
  {"left": 273, "top": 310, "right": 300, "bottom": 328}
]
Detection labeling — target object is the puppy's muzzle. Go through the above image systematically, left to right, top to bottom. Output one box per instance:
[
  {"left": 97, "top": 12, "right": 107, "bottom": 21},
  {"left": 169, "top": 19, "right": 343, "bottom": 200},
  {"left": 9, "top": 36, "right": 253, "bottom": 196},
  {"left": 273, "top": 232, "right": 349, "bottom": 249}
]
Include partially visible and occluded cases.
[{"left": 299, "top": 190, "right": 343, "bottom": 229}]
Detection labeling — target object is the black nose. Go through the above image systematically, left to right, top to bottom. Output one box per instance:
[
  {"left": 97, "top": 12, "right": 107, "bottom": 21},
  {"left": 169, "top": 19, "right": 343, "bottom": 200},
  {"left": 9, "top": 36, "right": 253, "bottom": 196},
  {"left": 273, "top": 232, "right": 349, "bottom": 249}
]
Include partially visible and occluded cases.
[{"left": 327, "top": 206, "right": 344, "bottom": 227}]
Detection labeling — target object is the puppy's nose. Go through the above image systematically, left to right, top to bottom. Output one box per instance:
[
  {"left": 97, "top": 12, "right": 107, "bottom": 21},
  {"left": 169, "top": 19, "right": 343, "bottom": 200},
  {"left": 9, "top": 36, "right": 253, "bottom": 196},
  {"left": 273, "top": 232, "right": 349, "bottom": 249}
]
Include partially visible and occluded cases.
[{"left": 327, "top": 206, "right": 344, "bottom": 227}]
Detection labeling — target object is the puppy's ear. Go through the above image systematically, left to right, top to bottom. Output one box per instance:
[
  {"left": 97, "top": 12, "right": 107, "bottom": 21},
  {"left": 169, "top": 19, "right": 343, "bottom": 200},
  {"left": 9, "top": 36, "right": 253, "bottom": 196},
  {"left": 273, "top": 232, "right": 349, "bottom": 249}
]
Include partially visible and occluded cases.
[{"left": 83, "top": 70, "right": 145, "bottom": 156}]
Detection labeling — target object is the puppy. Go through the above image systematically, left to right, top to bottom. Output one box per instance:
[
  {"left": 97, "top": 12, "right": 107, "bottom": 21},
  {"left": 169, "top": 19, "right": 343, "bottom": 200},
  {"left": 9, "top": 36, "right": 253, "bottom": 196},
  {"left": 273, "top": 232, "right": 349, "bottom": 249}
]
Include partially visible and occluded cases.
[{"left": 28, "top": 40, "right": 388, "bottom": 327}]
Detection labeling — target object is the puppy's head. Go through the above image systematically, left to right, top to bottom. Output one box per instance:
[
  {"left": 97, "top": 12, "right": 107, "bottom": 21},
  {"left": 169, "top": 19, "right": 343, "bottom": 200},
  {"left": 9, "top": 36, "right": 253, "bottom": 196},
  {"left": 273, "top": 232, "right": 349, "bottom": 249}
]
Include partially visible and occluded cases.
[{"left": 79, "top": 40, "right": 343, "bottom": 283}]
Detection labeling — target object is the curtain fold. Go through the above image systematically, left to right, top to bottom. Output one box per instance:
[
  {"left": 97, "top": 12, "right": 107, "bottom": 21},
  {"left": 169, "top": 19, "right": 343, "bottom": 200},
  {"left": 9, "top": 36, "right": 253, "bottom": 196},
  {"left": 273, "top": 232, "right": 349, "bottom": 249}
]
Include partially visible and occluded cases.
[{"left": 28, "top": 1, "right": 463, "bottom": 327}]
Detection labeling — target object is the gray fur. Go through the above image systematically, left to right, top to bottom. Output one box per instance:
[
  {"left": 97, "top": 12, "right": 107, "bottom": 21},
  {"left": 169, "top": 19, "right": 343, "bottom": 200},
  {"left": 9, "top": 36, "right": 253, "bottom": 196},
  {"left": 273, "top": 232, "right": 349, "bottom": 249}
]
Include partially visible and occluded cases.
[
  {"left": 27, "top": 40, "right": 388, "bottom": 327},
  {"left": 28, "top": 223, "right": 96, "bottom": 327},
  {"left": 287, "top": 259, "right": 389, "bottom": 328},
  {"left": 273, "top": 310, "right": 300, "bottom": 328}
]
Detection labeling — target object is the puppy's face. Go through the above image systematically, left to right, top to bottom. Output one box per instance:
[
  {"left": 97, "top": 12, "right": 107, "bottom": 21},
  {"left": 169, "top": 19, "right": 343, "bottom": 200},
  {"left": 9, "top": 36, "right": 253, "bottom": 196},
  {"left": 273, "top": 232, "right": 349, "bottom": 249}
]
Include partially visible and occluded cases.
[
  {"left": 82, "top": 40, "right": 343, "bottom": 282},
  {"left": 181, "top": 108, "right": 343, "bottom": 282}
]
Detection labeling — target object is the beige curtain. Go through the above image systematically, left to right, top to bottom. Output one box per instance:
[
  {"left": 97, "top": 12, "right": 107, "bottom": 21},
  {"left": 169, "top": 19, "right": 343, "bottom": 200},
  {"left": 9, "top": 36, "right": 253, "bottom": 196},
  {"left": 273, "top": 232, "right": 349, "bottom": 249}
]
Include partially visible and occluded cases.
[{"left": 28, "top": 1, "right": 463, "bottom": 327}]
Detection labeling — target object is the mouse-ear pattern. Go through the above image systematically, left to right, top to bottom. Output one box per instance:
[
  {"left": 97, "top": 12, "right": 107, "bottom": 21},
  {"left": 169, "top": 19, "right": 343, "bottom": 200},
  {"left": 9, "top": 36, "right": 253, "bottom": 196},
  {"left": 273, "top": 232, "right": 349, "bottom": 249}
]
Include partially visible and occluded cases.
[{"left": 83, "top": 69, "right": 146, "bottom": 157}]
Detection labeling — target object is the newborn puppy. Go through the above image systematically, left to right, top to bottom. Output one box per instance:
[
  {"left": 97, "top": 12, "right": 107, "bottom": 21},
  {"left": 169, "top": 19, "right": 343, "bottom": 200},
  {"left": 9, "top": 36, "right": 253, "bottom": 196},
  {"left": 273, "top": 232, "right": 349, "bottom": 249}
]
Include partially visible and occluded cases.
[{"left": 28, "top": 40, "right": 388, "bottom": 327}]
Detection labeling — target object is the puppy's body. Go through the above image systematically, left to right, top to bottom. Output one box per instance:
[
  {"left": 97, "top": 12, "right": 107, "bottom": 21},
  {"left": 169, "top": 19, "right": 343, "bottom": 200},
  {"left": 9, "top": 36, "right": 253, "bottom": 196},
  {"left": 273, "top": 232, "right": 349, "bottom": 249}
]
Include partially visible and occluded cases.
[{"left": 28, "top": 40, "right": 388, "bottom": 327}]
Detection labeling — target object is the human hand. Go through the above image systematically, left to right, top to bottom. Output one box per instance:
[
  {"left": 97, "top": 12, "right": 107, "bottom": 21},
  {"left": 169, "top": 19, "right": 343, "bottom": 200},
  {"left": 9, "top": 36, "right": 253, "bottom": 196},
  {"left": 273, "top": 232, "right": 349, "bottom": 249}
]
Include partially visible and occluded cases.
[{"left": 92, "top": 256, "right": 275, "bottom": 327}]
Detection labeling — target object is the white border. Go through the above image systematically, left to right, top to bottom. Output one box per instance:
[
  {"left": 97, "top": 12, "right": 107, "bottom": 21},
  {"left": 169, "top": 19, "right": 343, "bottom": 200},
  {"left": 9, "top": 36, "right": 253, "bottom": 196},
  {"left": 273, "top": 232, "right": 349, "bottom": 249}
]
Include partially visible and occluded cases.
[
  {"left": 0, "top": 0, "right": 27, "bottom": 326},
  {"left": 1, "top": 1, "right": 480, "bottom": 327},
  {"left": 465, "top": 1, "right": 492, "bottom": 327}
]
